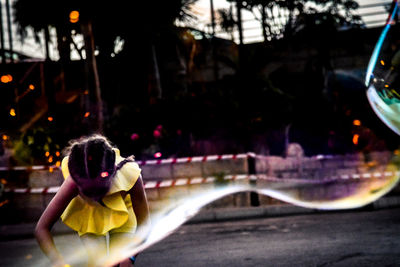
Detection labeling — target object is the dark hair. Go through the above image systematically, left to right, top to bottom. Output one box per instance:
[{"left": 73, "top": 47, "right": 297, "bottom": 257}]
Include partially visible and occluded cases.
[{"left": 66, "top": 134, "right": 133, "bottom": 202}]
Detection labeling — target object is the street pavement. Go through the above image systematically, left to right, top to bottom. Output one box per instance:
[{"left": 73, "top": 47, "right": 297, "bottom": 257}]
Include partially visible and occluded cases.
[
  {"left": 1, "top": 195, "right": 400, "bottom": 241},
  {"left": 1, "top": 206, "right": 400, "bottom": 267},
  {"left": 138, "top": 207, "right": 400, "bottom": 267}
]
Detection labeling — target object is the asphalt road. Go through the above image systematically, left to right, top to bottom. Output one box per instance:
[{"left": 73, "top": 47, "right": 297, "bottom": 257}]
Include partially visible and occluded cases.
[{"left": 1, "top": 208, "right": 400, "bottom": 267}]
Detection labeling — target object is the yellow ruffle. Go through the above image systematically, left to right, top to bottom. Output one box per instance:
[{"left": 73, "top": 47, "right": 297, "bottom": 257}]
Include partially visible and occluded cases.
[{"left": 60, "top": 148, "right": 141, "bottom": 236}]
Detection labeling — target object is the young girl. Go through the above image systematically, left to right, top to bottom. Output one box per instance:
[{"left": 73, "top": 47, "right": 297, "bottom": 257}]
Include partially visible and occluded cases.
[{"left": 35, "top": 134, "right": 150, "bottom": 267}]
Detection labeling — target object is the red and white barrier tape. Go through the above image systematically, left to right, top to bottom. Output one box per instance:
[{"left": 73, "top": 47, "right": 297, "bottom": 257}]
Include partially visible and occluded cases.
[
  {"left": 0, "top": 153, "right": 252, "bottom": 171},
  {"left": 0, "top": 165, "right": 60, "bottom": 171},
  {"left": 3, "top": 170, "right": 399, "bottom": 194}
]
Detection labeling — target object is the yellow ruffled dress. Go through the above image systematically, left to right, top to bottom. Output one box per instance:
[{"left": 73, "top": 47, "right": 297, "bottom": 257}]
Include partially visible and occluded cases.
[{"left": 60, "top": 149, "right": 141, "bottom": 236}]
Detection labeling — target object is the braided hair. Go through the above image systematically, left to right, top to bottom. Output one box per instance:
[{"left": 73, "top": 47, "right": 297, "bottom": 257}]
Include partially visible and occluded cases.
[{"left": 66, "top": 134, "right": 134, "bottom": 202}]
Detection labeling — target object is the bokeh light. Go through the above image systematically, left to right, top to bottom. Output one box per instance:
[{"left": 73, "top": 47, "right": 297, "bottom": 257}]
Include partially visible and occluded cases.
[
  {"left": 69, "top": 10, "right": 79, "bottom": 23},
  {"left": 1, "top": 74, "right": 12, "bottom": 83}
]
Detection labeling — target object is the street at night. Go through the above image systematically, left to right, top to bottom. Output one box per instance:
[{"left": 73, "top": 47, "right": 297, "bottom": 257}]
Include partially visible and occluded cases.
[{"left": 2, "top": 0, "right": 400, "bottom": 266}]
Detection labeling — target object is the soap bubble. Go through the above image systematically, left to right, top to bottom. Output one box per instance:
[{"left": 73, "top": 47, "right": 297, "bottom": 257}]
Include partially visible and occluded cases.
[
  {"left": 366, "top": 1, "right": 400, "bottom": 135},
  {"left": 31, "top": 152, "right": 398, "bottom": 267}
]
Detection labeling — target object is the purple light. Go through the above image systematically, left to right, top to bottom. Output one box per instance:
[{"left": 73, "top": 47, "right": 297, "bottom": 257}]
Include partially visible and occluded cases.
[
  {"left": 153, "top": 129, "right": 161, "bottom": 138},
  {"left": 130, "top": 133, "right": 140, "bottom": 141}
]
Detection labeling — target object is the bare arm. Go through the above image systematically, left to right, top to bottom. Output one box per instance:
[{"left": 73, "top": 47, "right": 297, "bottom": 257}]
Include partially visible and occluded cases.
[
  {"left": 129, "top": 175, "right": 150, "bottom": 230},
  {"left": 35, "top": 177, "right": 78, "bottom": 266}
]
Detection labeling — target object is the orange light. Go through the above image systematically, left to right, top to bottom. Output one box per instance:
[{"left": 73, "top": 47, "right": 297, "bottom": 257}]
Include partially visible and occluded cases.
[
  {"left": 69, "top": 10, "right": 79, "bottom": 23},
  {"left": 380, "top": 60, "right": 385, "bottom": 66},
  {"left": 1, "top": 74, "right": 12, "bottom": 83},
  {"left": 29, "top": 84, "right": 35, "bottom": 90},
  {"left": 385, "top": 84, "right": 389, "bottom": 88},
  {"left": 84, "top": 90, "right": 89, "bottom": 95},
  {"left": 9, "top": 108, "right": 16, "bottom": 116},
  {"left": 84, "top": 112, "right": 90, "bottom": 118},
  {"left": 48, "top": 116, "right": 53, "bottom": 122},
  {"left": 353, "top": 119, "right": 361, "bottom": 126},
  {"left": 352, "top": 134, "right": 359, "bottom": 145},
  {"left": 2, "top": 135, "right": 8, "bottom": 141},
  {"left": 45, "top": 151, "right": 50, "bottom": 157},
  {"left": 55, "top": 151, "right": 60, "bottom": 157},
  {"left": 48, "top": 156, "right": 53, "bottom": 163},
  {"left": 55, "top": 161, "right": 61, "bottom": 167},
  {"left": 49, "top": 167, "right": 54, "bottom": 173},
  {"left": 101, "top": 171, "right": 109, "bottom": 178},
  {"left": 0, "top": 178, "right": 7, "bottom": 184},
  {"left": 0, "top": 199, "right": 9, "bottom": 208}
]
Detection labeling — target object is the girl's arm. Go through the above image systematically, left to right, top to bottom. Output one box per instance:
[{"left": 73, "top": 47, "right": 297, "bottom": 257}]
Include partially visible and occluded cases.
[
  {"left": 129, "top": 175, "right": 150, "bottom": 229},
  {"left": 35, "top": 177, "right": 78, "bottom": 266}
]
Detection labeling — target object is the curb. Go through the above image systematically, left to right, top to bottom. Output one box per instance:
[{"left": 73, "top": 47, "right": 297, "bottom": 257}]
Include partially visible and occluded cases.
[{"left": 1, "top": 195, "right": 400, "bottom": 240}]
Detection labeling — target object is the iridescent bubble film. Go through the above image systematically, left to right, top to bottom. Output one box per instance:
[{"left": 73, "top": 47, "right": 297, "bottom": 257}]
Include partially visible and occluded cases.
[
  {"left": 366, "top": 0, "right": 400, "bottom": 135},
  {"left": 19, "top": 151, "right": 398, "bottom": 266}
]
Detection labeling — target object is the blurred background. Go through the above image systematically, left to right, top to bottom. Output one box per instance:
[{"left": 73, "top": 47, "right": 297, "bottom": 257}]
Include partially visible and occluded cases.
[{"left": 0, "top": 0, "right": 399, "bottom": 166}]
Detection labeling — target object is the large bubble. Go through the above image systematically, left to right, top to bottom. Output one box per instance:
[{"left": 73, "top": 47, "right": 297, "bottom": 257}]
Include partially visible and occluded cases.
[
  {"left": 366, "top": 1, "right": 400, "bottom": 135},
  {"left": 22, "top": 151, "right": 399, "bottom": 267}
]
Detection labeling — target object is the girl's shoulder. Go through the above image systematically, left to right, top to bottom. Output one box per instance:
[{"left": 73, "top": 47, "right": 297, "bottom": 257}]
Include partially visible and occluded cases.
[{"left": 108, "top": 149, "right": 141, "bottom": 194}]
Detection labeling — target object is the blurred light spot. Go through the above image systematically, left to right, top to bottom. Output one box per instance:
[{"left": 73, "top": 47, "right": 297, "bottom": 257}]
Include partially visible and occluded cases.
[
  {"left": 69, "top": 10, "right": 79, "bottom": 23},
  {"left": 380, "top": 60, "right": 385, "bottom": 66},
  {"left": 1, "top": 74, "right": 12, "bottom": 83},
  {"left": 29, "top": 84, "right": 35, "bottom": 90},
  {"left": 385, "top": 84, "right": 389, "bottom": 88},
  {"left": 84, "top": 90, "right": 89, "bottom": 95},
  {"left": 9, "top": 108, "right": 16, "bottom": 116},
  {"left": 84, "top": 112, "right": 90, "bottom": 118},
  {"left": 48, "top": 116, "right": 53, "bottom": 122},
  {"left": 353, "top": 119, "right": 361, "bottom": 126},
  {"left": 156, "top": 124, "right": 163, "bottom": 131},
  {"left": 153, "top": 129, "right": 161, "bottom": 138},
  {"left": 176, "top": 129, "right": 182, "bottom": 135},
  {"left": 130, "top": 133, "right": 139, "bottom": 141},
  {"left": 2, "top": 134, "right": 8, "bottom": 141},
  {"left": 352, "top": 134, "right": 359, "bottom": 145},
  {"left": 45, "top": 151, "right": 50, "bottom": 157},
  {"left": 55, "top": 151, "right": 60, "bottom": 157},
  {"left": 154, "top": 152, "right": 162, "bottom": 158},
  {"left": 48, "top": 156, "right": 53, "bottom": 163},
  {"left": 367, "top": 160, "right": 377, "bottom": 167},
  {"left": 55, "top": 161, "right": 61, "bottom": 167},
  {"left": 49, "top": 167, "right": 54, "bottom": 173},
  {"left": 101, "top": 171, "right": 109, "bottom": 178},
  {"left": 0, "top": 178, "right": 7, "bottom": 184},
  {"left": 0, "top": 199, "right": 9, "bottom": 207},
  {"left": 25, "top": 254, "right": 32, "bottom": 260},
  {"left": 64, "top": 264, "right": 71, "bottom": 267}
]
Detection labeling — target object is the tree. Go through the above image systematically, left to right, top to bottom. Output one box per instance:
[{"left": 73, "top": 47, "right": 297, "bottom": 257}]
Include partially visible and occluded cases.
[
  {"left": 13, "top": 0, "right": 199, "bottom": 134},
  {"left": 218, "top": 0, "right": 362, "bottom": 43}
]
